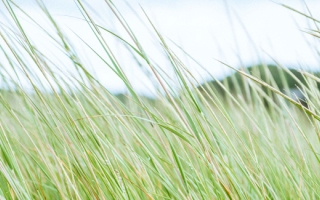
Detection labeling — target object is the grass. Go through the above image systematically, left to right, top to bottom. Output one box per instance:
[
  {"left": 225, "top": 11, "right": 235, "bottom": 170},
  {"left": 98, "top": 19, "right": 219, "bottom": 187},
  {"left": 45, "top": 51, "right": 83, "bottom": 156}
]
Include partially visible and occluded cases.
[{"left": 0, "top": 0, "right": 320, "bottom": 199}]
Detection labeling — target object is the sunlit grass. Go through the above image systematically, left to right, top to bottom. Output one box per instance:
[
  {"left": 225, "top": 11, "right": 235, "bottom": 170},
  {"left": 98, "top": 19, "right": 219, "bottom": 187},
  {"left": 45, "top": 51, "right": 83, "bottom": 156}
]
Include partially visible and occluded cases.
[{"left": 0, "top": 0, "right": 320, "bottom": 199}]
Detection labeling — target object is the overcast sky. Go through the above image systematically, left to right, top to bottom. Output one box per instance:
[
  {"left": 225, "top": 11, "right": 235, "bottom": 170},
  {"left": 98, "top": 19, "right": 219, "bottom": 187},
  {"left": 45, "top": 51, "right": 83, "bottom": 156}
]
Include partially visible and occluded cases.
[{"left": 0, "top": 0, "right": 320, "bottom": 95}]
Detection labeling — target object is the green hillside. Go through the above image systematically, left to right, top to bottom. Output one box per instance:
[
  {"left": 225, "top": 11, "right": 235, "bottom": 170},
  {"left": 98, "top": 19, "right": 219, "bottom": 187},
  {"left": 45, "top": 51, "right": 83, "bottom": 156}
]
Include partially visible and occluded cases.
[{"left": 198, "top": 64, "right": 320, "bottom": 103}]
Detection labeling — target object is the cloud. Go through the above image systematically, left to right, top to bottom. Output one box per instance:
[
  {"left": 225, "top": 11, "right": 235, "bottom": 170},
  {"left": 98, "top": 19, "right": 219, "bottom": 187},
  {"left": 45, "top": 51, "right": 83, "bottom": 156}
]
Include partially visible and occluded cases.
[{"left": 0, "top": 0, "right": 319, "bottom": 95}]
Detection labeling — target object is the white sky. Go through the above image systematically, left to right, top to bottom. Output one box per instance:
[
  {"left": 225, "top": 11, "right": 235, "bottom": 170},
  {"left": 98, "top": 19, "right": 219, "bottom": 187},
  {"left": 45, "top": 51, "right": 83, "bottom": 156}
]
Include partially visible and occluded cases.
[{"left": 0, "top": 0, "right": 320, "bottom": 95}]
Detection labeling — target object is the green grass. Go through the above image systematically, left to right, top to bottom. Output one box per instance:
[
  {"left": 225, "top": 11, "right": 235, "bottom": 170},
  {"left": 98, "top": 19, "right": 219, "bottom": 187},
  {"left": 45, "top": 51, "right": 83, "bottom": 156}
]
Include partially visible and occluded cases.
[{"left": 0, "top": 1, "right": 320, "bottom": 199}]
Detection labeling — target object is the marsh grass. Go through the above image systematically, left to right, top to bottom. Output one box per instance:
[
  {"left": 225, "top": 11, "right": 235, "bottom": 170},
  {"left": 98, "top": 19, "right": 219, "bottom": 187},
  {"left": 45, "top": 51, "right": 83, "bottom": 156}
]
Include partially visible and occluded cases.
[{"left": 0, "top": 0, "right": 320, "bottom": 199}]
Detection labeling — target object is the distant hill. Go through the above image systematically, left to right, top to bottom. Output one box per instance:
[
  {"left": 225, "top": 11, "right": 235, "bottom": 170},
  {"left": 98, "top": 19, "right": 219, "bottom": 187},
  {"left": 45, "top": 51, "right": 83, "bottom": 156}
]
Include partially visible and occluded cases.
[{"left": 198, "top": 64, "right": 320, "bottom": 106}]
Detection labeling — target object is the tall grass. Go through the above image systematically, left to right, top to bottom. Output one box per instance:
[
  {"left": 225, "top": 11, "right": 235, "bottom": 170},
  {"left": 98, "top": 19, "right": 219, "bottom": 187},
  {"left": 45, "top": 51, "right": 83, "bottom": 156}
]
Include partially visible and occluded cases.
[{"left": 0, "top": 0, "right": 320, "bottom": 199}]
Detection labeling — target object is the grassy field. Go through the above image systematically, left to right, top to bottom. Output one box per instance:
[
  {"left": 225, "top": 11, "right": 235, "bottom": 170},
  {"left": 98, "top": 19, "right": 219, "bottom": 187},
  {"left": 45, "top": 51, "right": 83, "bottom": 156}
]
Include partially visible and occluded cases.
[{"left": 1, "top": 1, "right": 320, "bottom": 199}]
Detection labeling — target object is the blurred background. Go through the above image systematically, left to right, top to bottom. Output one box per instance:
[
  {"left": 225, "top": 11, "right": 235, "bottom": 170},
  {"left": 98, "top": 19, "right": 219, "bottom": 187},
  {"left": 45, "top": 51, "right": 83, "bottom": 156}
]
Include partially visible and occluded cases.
[{"left": 0, "top": 0, "right": 320, "bottom": 96}]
